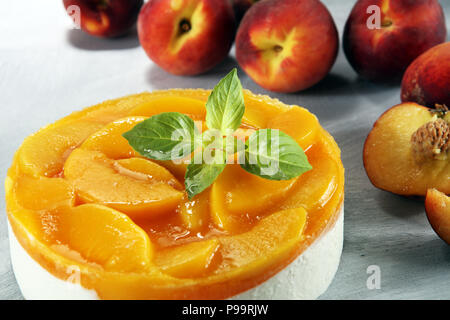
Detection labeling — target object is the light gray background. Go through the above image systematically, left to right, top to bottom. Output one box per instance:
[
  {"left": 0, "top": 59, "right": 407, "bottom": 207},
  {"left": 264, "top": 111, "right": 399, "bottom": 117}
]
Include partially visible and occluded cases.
[{"left": 1, "top": 0, "right": 449, "bottom": 300}]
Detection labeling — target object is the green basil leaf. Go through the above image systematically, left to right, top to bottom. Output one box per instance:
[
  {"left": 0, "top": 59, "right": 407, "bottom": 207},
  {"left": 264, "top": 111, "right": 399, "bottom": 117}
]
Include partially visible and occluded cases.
[
  {"left": 206, "top": 68, "right": 245, "bottom": 134},
  {"left": 122, "top": 112, "right": 198, "bottom": 161},
  {"left": 240, "top": 129, "right": 312, "bottom": 180},
  {"left": 185, "top": 163, "right": 226, "bottom": 199}
]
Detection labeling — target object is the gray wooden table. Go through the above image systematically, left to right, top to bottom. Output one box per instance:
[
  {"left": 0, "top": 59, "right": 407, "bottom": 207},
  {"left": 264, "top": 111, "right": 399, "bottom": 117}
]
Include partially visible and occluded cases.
[{"left": 1, "top": 0, "right": 449, "bottom": 300}]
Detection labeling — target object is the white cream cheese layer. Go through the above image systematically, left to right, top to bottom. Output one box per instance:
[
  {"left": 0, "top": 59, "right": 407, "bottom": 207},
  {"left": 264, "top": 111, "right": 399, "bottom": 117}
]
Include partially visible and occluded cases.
[{"left": 9, "top": 206, "right": 343, "bottom": 300}]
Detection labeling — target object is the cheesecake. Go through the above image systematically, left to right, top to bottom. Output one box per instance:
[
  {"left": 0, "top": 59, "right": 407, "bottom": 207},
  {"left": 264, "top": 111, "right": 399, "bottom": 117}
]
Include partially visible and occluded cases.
[{"left": 5, "top": 89, "right": 344, "bottom": 299}]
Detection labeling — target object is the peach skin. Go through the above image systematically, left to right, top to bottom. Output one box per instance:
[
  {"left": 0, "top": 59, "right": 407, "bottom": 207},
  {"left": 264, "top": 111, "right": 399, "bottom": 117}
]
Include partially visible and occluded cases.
[
  {"left": 63, "top": 0, "right": 143, "bottom": 38},
  {"left": 138, "top": 0, "right": 235, "bottom": 75},
  {"left": 235, "top": 0, "right": 338, "bottom": 93},
  {"left": 344, "top": 0, "right": 446, "bottom": 82},
  {"left": 401, "top": 42, "right": 450, "bottom": 108}
]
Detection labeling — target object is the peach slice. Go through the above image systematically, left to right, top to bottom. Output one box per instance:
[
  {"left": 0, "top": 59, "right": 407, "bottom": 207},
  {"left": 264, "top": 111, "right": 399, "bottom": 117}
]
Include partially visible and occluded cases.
[
  {"left": 128, "top": 96, "right": 206, "bottom": 120},
  {"left": 364, "top": 103, "right": 450, "bottom": 195},
  {"left": 267, "top": 107, "right": 319, "bottom": 150},
  {"left": 81, "top": 116, "right": 146, "bottom": 159},
  {"left": 18, "top": 120, "right": 105, "bottom": 177},
  {"left": 280, "top": 144, "right": 339, "bottom": 212},
  {"left": 64, "top": 149, "right": 183, "bottom": 219},
  {"left": 116, "top": 158, "right": 183, "bottom": 190},
  {"left": 210, "top": 165, "right": 298, "bottom": 232},
  {"left": 14, "top": 176, "right": 75, "bottom": 211},
  {"left": 425, "top": 189, "right": 450, "bottom": 245},
  {"left": 178, "top": 190, "right": 211, "bottom": 231},
  {"left": 56, "top": 204, "right": 152, "bottom": 272},
  {"left": 217, "top": 207, "right": 307, "bottom": 272},
  {"left": 154, "top": 239, "right": 219, "bottom": 278}
]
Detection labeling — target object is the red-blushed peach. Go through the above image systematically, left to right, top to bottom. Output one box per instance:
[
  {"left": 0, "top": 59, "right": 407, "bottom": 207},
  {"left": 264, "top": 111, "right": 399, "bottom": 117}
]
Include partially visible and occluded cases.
[
  {"left": 63, "top": 0, "right": 143, "bottom": 38},
  {"left": 138, "top": 0, "right": 235, "bottom": 76},
  {"left": 235, "top": 0, "right": 338, "bottom": 93},
  {"left": 343, "top": 0, "right": 446, "bottom": 82},
  {"left": 401, "top": 42, "right": 450, "bottom": 108},
  {"left": 425, "top": 189, "right": 450, "bottom": 245}
]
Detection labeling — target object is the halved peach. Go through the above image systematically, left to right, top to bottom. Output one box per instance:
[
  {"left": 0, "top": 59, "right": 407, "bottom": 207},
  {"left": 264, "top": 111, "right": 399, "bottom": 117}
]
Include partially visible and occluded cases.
[
  {"left": 364, "top": 103, "right": 450, "bottom": 195},
  {"left": 81, "top": 116, "right": 146, "bottom": 159},
  {"left": 64, "top": 149, "right": 183, "bottom": 220},
  {"left": 210, "top": 165, "right": 298, "bottom": 232},
  {"left": 425, "top": 189, "right": 450, "bottom": 245},
  {"left": 56, "top": 204, "right": 153, "bottom": 272},
  {"left": 154, "top": 239, "right": 219, "bottom": 278}
]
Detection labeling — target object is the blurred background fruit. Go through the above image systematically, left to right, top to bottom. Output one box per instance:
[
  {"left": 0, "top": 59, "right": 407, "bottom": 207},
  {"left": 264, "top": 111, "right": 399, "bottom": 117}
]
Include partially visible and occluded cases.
[
  {"left": 63, "top": 0, "right": 143, "bottom": 38},
  {"left": 138, "top": 0, "right": 236, "bottom": 76},
  {"left": 231, "top": 0, "right": 258, "bottom": 24},
  {"left": 235, "top": 0, "right": 338, "bottom": 93},
  {"left": 344, "top": 0, "right": 447, "bottom": 82},
  {"left": 401, "top": 42, "right": 450, "bottom": 108}
]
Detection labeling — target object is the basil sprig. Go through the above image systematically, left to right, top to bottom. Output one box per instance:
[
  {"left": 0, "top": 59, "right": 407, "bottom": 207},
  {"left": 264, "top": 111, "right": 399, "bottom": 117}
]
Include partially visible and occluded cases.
[{"left": 123, "top": 69, "right": 312, "bottom": 199}]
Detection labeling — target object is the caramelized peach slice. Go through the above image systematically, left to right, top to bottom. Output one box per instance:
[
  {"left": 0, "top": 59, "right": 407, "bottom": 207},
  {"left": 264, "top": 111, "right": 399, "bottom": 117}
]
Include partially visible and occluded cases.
[
  {"left": 241, "top": 90, "right": 286, "bottom": 128},
  {"left": 128, "top": 96, "right": 206, "bottom": 120},
  {"left": 364, "top": 103, "right": 450, "bottom": 195},
  {"left": 268, "top": 107, "right": 319, "bottom": 150},
  {"left": 81, "top": 116, "right": 146, "bottom": 159},
  {"left": 18, "top": 120, "right": 105, "bottom": 177},
  {"left": 280, "top": 145, "right": 339, "bottom": 212},
  {"left": 64, "top": 149, "right": 183, "bottom": 219},
  {"left": 116, "top": 158, "right": 183, "bottom": 190},
  {"left": 210, "top": 165, "right": 297, "bottom": 232},
  {"left": 6, "top": 176, "right": 62, "bottom": 243},
  {"left": 14, "top": 176, "right": 75, "bottom": 211},
  {"left": 425, "top": 189, "right": 450, "bottom": 245},
  {"left": 178, "top": 190, "right": 211, "bottom": 231},
  {"left": 56, "top": 204, "right": 152, "bottom": 272},
  {"left": 217, "top": 207, "right": 307, "bottom": 272},
  {"left": 154, "top": 239, "right": 219, "bottom": 278}
]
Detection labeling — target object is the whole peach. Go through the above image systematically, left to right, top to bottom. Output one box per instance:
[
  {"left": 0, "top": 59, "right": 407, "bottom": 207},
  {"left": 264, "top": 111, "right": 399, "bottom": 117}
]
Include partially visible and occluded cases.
[
  {"left": 63, "top": 0, "right": 143, "bottom": 38},
  {"left": 138, "top": 0, "right": 235, "bottom": 76},
  {"left": 235, "top": 0, "right": 338, "bottom": 93},
  {"left": 343, "top": 0, "right": 446, "bottom": 82},
  {"left": 401, "top": 42, "right": 450, "bottom": 108}
]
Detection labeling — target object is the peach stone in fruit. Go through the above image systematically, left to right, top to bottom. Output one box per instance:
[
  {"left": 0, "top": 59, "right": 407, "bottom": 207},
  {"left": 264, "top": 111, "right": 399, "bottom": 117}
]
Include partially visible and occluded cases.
[
  {"left": 364, "top": 103, "right": 450, "bottom": 195},
  {"left": 425, "top": 189, "right": 450, "bottom": 245}
]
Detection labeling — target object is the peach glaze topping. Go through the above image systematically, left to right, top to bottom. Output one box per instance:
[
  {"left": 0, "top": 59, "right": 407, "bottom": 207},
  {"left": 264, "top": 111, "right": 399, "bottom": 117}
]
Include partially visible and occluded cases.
[{"left": 5, "top": 89, "right": 344, "bottom": 299}]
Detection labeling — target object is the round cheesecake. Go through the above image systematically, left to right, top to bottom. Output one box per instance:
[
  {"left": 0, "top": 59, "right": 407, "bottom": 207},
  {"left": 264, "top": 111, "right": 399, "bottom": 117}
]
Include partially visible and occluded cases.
[{"left": 5, "top": 90, "right": 345, "bottom": 300}]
